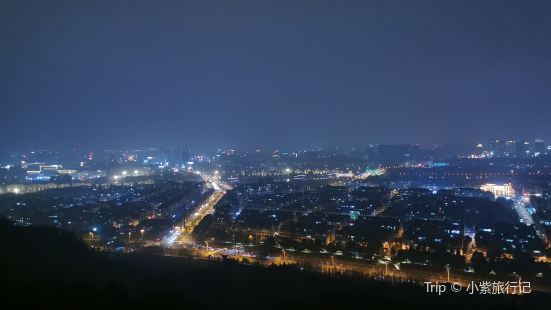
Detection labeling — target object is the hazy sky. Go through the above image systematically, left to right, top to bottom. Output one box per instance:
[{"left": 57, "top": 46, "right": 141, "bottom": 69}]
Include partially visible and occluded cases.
[{"left": 1, "top": 0, "right": 550, "bottom": 151}]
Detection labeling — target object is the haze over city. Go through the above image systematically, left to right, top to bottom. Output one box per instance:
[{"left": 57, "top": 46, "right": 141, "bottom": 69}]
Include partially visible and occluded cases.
[
  {"left": 2, "top": 0, "right": 551, "bottom": 151},
  {"left": 2, "top": 1, "right": 551, "bottom": 309}
]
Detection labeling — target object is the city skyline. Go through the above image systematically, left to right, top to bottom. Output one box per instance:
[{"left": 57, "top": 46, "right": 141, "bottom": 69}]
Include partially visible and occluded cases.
[
  {"left": 2, "top": 1, "right": 551, "bottom": 307},
  {"left": 1, "top": 137, "right": 549, "bottom": 157}
]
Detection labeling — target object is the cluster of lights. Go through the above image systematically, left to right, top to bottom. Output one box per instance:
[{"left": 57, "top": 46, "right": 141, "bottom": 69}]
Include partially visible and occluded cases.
[{"left": 112, "top": 170, "right": 142, "bottom": 180}]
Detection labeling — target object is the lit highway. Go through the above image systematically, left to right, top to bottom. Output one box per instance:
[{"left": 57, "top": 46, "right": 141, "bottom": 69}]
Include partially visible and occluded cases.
[
  {"left": 163, "top": 172, "right": 231, "bottom": 245},
  {"left": 181, "top": 191, "right": 225, "bottom": 233},
  {"left": 514, "top": 197, "right": 548, "bottom": 241},
  {"left": 514, "top": 198, "right": 534, "bottom": 226},
  {"left": 162, "top": 243, "right": 551, "bottom": 293}
]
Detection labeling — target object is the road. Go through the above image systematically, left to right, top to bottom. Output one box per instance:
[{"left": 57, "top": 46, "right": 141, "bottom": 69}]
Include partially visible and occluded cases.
[
  {"left": 162, "top": 173, "right": 231, "bottom": 245},
  {"left": 181, "top": 191, "right": 225, "bottom": 233},
  {"left": 514, "top": 197, "right": 547, "bottom": 241},
  {"left": 514, "top": 198, "right": 534, "bottom": 226},
  {"left": 159, "top": 243, "right": 551, "bottom": 293}
]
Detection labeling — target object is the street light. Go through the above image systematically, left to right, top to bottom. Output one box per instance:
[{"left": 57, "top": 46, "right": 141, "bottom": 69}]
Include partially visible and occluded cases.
[
  {"left": 140, "top": 229, "right": 145, "bottom": 239},
  {"left": 445, "top": 264, "right": 451, "bottom": 282}
]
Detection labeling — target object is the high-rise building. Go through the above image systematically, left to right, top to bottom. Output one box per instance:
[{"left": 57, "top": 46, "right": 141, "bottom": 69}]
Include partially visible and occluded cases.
[
  {"left": 489, "top": 138, "right": 502, "bottom": 156},
  {"left": 489, "top": 139, "right": 515, "bottom": 157},
  {"left": 534, "top": 139, "right": 546, "bottom": 156},
  {"left": 515, "top": 140, "right": 529, "bottom": 158}
]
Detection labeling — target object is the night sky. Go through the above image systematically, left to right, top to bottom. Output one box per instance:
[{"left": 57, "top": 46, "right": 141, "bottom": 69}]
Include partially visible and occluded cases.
[{"left": 1, "top": 0, "right": 550, "bottom": 151}]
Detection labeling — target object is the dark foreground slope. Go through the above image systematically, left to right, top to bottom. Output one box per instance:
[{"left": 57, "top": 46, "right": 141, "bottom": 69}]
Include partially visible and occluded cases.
[{"left": 0, "top": 218, "right": 549, "bottom": 309}]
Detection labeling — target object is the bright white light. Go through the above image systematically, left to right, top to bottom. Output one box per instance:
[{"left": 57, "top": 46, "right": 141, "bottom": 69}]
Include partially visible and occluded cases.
[
  {"left": 133, "top": 170, "right": 139, "bottom": 174},
  {"left": 122, "top": 171, "right": 127, "bottom": 175}
]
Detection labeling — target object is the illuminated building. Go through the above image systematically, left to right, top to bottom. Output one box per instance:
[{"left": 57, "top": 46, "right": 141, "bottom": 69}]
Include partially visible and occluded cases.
[
  {"left": 26, "top": 164, "right": 77, "bottom": 182},
  {"left": 480, "top": 183, "right": 515, "bottom": 198}
]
